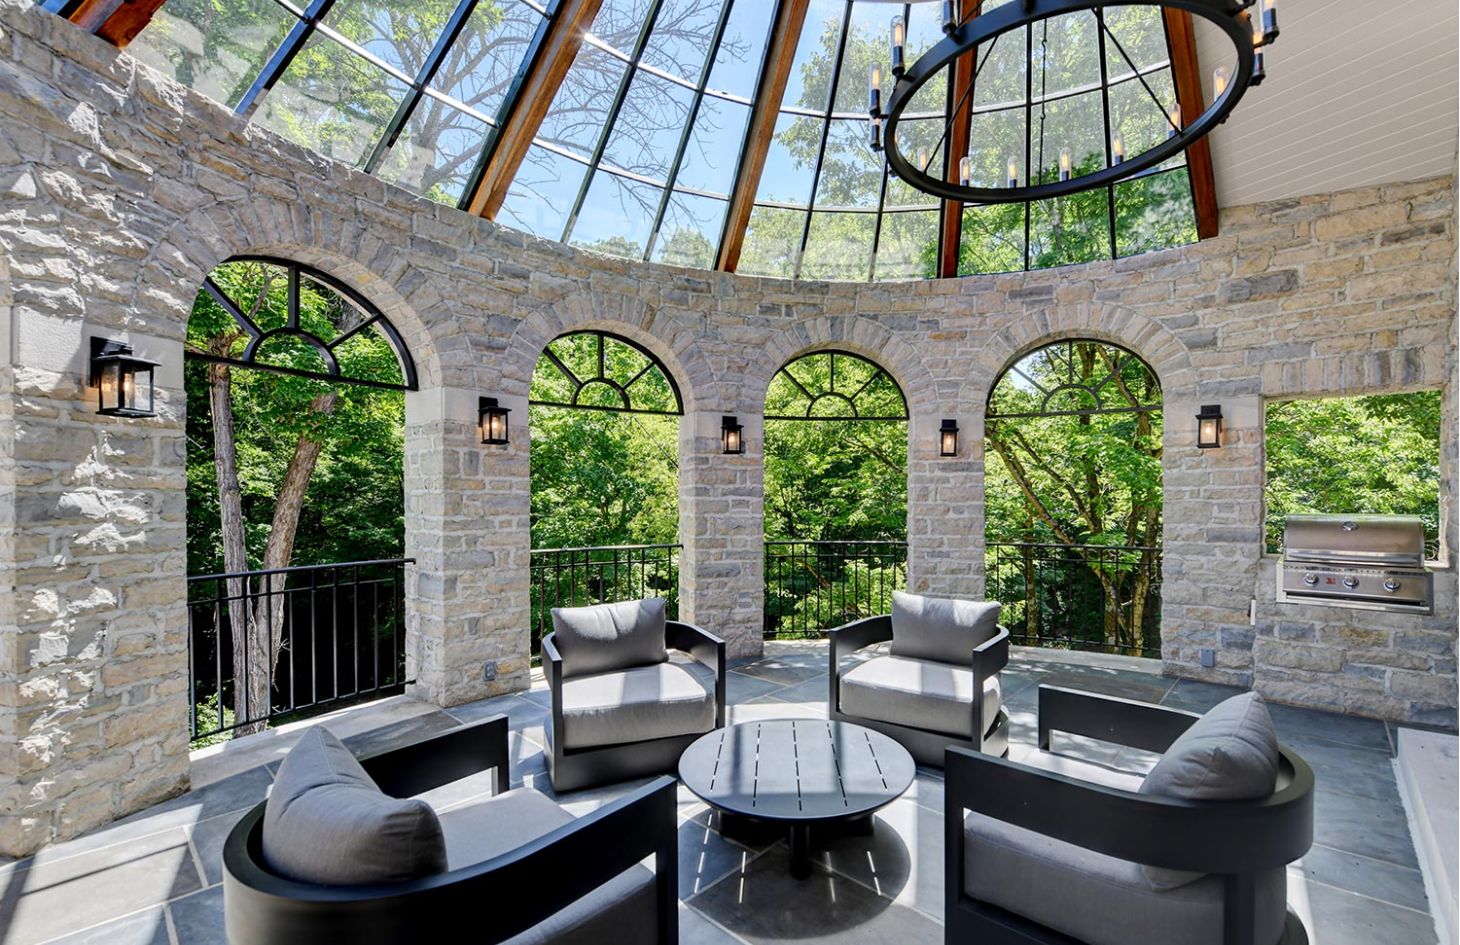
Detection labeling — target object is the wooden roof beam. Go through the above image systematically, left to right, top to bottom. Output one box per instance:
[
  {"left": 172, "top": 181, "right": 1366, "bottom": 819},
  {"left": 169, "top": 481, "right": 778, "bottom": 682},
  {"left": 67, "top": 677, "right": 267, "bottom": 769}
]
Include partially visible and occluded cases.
[
  {"left": 64, "top": 0, "right": 168, "bottom": 48},
  {"left": 464, "top": 0, "right": 607, "bottom": 220},
  {"left": 715, "top": 0, "right": 812, "bottom": 273},
  {"left": 937, "top": 0, "right": 981, "bottom": 279},
  {"left": 1164, "top": 7, "right": 1220, "bottom": 239}
]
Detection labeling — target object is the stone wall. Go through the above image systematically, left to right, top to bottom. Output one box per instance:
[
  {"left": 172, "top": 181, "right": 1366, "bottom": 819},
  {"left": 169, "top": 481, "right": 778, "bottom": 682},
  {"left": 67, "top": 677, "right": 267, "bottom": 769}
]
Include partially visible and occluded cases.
[{"left": 0, "top": 0, "right": 1455, "bottom": 854}]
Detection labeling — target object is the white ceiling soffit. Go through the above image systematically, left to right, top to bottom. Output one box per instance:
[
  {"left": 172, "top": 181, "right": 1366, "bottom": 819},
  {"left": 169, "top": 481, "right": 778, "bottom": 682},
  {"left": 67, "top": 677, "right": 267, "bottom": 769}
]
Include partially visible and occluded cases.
[{"left": 1193, "top": 0, "right": 1459, "bottom": 207}]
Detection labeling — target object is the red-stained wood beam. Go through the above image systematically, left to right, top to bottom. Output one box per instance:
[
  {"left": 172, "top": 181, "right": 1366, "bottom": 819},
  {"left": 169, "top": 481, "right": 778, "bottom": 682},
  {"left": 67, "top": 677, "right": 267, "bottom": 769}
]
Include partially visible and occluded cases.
[
  {"left": 65, "top": 0, "right": 166, "bottom": 48},
  {"left": 465, "top": 0, "right": 607, "bottom": 220},
  {"left": 715, "top": 0, "right": 813, "bottom": 273},
  {"left": 938, "top": 0, "right": 982, "bottom": 279},
  {"left": 1164, "top": 7, "right": 1219, "bottom": 239}
]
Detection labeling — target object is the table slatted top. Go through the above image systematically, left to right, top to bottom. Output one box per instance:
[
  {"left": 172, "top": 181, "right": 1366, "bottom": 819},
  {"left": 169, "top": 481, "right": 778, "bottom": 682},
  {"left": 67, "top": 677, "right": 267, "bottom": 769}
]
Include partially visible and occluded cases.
[{"left": 678, "top": 720, "right": 916, "bottom": 822}]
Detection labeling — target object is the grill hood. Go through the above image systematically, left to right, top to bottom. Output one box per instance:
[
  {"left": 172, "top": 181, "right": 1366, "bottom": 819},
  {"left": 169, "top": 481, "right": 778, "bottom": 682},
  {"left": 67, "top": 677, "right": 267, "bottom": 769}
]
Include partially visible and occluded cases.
[{"left": 1282, "top": 514, "right": 1426, "bottom": 568}]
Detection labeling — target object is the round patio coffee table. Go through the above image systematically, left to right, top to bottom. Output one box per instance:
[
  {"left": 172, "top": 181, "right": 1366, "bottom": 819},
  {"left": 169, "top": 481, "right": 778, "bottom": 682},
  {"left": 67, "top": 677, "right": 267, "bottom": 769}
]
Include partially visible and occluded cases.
[{"left": 678, "top": 718, "right": 916, "bottom": 879}]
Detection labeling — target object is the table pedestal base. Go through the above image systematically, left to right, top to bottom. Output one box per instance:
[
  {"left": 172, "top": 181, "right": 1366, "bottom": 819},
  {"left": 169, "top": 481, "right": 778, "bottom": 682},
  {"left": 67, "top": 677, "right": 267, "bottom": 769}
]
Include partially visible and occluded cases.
[{"left": 718, "top": 812, "right": 876, "bottom": 879}]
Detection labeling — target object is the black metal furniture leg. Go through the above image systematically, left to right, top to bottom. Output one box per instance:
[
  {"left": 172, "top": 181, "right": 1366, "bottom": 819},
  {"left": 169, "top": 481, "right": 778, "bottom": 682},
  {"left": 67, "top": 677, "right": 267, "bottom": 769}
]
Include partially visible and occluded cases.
[{"left": 789, "top": 824, "right": 812, "bottom": 879}]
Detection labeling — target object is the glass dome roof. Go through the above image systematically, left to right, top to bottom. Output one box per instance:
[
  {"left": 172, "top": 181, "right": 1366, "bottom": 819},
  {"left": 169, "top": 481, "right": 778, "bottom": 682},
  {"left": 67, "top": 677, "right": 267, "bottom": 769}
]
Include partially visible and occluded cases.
[{"left": 127, "top": 0, "right": 1202, "bottom": 281}]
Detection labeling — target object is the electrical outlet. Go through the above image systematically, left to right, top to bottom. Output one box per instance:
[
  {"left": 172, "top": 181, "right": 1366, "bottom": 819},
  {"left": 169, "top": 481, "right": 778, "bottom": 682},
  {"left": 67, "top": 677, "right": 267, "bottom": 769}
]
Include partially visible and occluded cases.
[{"left": 1199, "top": 648, "right": 1217, "bottom": 668}]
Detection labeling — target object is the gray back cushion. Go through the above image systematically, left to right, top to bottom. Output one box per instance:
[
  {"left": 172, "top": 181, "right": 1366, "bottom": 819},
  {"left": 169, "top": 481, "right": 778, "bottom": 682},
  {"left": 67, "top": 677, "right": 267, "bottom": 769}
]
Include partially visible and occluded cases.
[
  {"left": 889, "top": 590, "right": 1001, "bottom": 665},
  {"left": 551, "top": 597, "right": 668, "bottom": 678},
  {"left": 1138, "top": 691, "right": 1279, "bottom": 889},
  {"left": 262, "top": 727, "right": 447, "bottom": 885}
]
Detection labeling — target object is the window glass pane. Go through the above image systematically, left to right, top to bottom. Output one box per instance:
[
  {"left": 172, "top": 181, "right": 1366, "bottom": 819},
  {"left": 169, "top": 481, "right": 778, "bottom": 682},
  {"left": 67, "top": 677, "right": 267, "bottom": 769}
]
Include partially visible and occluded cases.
[
  {"left": 128, "top": 0, "right": 295, "bottom": 108},
  {"left": 321, "top": 0, "right": 457, "bottom": 80},
  {"left": 432, "top": 0, "right": 548, "bottom": 123},
  {"left": 587, "top": 0, "right": 655, "bottom": 55},
  {"left": 640, "top": 0, "right": 723, "bottom": 81},
  {"left": 704, "top": 0, "right": 774, "bottom": 99},
  {"left": 784, "top": 0, "right": 845, "bottom": 113},
  {"left": 902, "top": 0, "right": 949, "bottom": 116},
  {"left": 833, "top": 2, "right": 885, "bottom": 115},
  {"left": 1101, "top": 5, "right": 1169, "bottom": 75},
  {"left": 1032, "top": 9, "right": 1102, "bottom": 98},
  {"left": 971, "top": 25, "right": 1026, "bottom": 109},
  {"left": 255, "top": 33, "right": 410, "bottom": 166},
  {"left": 537, "top": 42, "right": 628, "bottom": 157},
  {"left": 1106, "top": 67, "right": 1177, "bottom": 165},
  {"left": 601, "top": 70, "right": 696, "bottom": 182},
  {"left": 1030, "top": 87, "right": 1107, "bottom": 184},
  {"left": 375, "top": 96, "right": 488, "bottom": 205},
  {"left": 676, "top": 97, "right": 750, "bottom": 196},
  {"left": 966, "top": 106, "right": 1025, "bottom": 188},
  {"left": 755, "top": 113, "right": 821, "bottom": 207},
  {"left": 885, "top": 118, "right": 945, "bottom": 208},
  {"left": 813, "top": 119, "right": 883, "bottom": 208},
  {"left": 499, "top": 145, "right": 591, "bottom": 238},
  {"left": 1115, "top": 168, "right": 1196, "bottom": 256},
  {"left": 569, "top": 172, "right": 662, "bottom": 258},
  {"left": 1028, "top": 189, "right": 1111, "bottom": 268},
  {"left": 652, "top": 192, "right": 726, "bottom": 268},
  {"left": 960, "top": 202, "right": 1026, "bottom": 274},
  {"left": 740, "top": 206, "right": 806, "bottom": 277},
  {"left": 874, "top": 210, "right": 939, "bottom": 281},
  {"left": 801, "top": 211, "right": 875, "bottom": 280}
]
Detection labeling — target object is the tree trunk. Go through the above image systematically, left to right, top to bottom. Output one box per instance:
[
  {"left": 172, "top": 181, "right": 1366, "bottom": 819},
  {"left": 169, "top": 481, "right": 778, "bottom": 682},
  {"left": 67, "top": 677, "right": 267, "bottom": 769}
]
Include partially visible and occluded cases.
[
  {"left": 207, "top": 361, "right": 253, "bottom": 732},
  {"left": 243, "top": 390, "right": 339, "bottom": 733}
]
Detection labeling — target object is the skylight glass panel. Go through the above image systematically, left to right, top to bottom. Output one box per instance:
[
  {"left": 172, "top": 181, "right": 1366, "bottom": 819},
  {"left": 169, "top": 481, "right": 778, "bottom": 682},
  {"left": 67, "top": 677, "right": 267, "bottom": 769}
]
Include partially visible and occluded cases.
[
  {"left": 127, "top": 0, "right": 294, "bottom": 108},
  {"left": 676, "top": 97, "right": 751, "bottom": 196},
  {"left": 499, "top": 145, "right": 592, "bottom": 239},
  {"left": 570, "top": 173, "right": 662, "bottom": 258},
  {"left": 652, "top": 193, "right": 727, "bottom": 268}
]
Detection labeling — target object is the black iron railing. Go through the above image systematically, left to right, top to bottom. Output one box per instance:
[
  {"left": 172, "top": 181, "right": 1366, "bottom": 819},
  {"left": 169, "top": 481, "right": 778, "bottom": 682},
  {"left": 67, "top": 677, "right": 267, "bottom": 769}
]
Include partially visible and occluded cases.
[
  {"left": 764, "top": 540, "right": 908, "bottom": 639},
  {"left": 985, "top": 541, "right": 1163, "bottom": 659},
  {"left": 529, "top": 544, "right": 681, "bottom": 654},
  {"left": 187, "top": 558, "right": 412, "bottom": 742}
]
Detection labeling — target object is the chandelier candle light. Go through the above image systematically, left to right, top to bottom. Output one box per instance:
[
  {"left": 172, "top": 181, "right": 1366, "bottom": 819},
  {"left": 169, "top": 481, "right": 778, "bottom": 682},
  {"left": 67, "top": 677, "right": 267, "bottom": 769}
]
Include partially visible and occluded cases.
[{"left": 869, "top": 0, "right": 1278, "bottom": 204}]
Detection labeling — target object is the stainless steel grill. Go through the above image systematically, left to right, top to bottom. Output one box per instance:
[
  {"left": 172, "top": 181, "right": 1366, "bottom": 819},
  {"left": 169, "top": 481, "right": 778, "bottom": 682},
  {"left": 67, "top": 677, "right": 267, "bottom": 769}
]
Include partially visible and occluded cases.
[{"left": 1277, "top": 514, "right": 1433, "bottom": 613}]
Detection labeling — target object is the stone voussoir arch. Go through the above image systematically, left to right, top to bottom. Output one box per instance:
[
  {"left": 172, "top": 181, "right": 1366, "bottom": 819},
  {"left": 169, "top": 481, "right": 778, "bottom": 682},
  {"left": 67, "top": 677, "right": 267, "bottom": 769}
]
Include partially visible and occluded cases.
[
  {"left": 135, "top": 197, "right": 445, "bottom": 390},
  {"left": 507, "top": 297, "right": 712, "bottom": 416},
  {"left": 965, "top": 304, "right": 1195, "bottom": 409},
  {"left": 754, "top": 316, "right": 939, "bottom": 419}
]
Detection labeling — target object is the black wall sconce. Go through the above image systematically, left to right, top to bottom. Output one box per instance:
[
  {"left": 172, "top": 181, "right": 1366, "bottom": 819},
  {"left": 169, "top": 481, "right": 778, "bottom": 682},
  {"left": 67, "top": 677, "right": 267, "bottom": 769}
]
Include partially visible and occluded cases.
[
  {"left": 89, "top": 338, "right": 158, "bottom": 417},
  {"left": 479, "top": 397, "right": 510, "bottom": 445},
  {"left": 1196, "top": 404, "right": 1223, "bottom": 449},
  {"left": 721, "top": 415, "right": 744, "bottom": 455},
  {"left": 939, "top": 418, "right": 959, "bottom": 457}
]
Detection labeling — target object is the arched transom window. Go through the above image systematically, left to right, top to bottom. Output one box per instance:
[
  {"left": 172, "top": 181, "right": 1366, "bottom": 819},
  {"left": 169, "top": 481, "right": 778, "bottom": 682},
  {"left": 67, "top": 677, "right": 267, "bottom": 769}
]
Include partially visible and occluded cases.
[
  {"left": 530, "top": 331, "right": 683, "bottom": 415},
  {"left": 765, "top": 350, "right": 908, "bottom": 421}
]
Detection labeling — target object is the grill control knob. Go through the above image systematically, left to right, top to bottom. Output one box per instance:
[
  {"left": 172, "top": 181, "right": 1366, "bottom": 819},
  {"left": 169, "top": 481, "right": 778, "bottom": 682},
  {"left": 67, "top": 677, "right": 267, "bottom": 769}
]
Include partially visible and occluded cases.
[
  {"left": 1302, "top": 573, "right": 1319, "bottom": 586},
  {"left": 1342, "top": 576, "right": 1360, "bottom": 589},
  {"left": 1383, "top": 578, "right": 1401, "bottom": 592}
]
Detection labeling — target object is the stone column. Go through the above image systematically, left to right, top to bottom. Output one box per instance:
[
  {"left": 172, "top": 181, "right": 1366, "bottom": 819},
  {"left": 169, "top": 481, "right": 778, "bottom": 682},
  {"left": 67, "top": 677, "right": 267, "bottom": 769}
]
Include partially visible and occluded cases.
[
  {"left": 0, "top": 324, "right": 190, "bottom": 857},
  {"left": 403, "top": 387, "right": 530, "bottom": 706},
  {"left": 1160, "top": 395, "right": 1264, "bottom": 686},
  {"left": 907, "top": 408, "right": 986, "bottom": 600},
  {"left": 679, "top": 409, "right": 763, "bottom": 659}
]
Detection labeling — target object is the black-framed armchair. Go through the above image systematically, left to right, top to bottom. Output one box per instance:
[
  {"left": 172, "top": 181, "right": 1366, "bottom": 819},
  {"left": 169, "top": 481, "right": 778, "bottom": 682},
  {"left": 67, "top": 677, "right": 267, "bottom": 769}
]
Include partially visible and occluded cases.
[
  {"left": 829, "top": 591, "right": 1010, "bottom": 767},
  {"left": 544, "top": 598, "right": 726, "bottom": 793},
  {"left": 945, "top": 685, "right": 1315, "bottom": 945},
  {"left": 223, "top": 714, "right": 680, "bottom": 945}
]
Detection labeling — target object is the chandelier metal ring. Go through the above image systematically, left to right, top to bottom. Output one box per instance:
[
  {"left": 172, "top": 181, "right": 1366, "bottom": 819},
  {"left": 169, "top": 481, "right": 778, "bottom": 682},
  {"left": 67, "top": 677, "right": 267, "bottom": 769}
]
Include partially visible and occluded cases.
[{"left": 880, "top": 0, "right": 1265, "bottom": 204}]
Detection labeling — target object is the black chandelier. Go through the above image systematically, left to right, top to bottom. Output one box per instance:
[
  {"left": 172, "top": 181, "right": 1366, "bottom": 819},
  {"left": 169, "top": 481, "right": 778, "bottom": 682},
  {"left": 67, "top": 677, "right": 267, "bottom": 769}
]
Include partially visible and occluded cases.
[{"left": 868, "top": 0, "right": 1278, "bottom": 204}]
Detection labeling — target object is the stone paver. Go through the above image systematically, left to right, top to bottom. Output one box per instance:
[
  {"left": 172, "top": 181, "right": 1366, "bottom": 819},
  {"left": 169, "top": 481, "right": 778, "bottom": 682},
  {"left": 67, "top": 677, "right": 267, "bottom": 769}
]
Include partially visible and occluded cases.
[{"left": 0, "top": 643, "right": 1442, "bottom": 945}]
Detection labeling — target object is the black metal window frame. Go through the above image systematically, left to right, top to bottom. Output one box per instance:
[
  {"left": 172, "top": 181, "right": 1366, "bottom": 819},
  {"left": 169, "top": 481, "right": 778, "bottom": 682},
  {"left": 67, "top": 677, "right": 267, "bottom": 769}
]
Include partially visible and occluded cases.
[
  {"left": 225, "top": 0, "right": 561, "bottom": 194},
  {"left": 190, "top": 255, "right": 419, "bottom": 392},
  {"left": 531, "top": 330, "right": 685, "bottom": 416},
  {"left": 986, "top": 338, "right": 1161, "bottom": 420},
  {"left": 765, "top": 349, "right": 909, "bottom": 422}
]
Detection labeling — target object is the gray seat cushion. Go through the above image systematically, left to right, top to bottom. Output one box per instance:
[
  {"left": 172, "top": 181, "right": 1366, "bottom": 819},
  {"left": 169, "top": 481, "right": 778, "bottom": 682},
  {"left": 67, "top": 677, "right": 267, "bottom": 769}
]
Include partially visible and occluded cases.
[
  {"left": 889, "top": 590, "right": 1001, "bottom": 665},
  {"left": 551, "top": 598, "right": 668, "bottom": 678},
  {"left": 839, "top": 654, "right": 1001, "bottom": 738},
  {"left": 559, "top": 658, "right": 717, "bottom": 750},
  {"left": 1139, "top": 692, "right": 1279, "bottom": 889},
  {"left": 262, "top": 727, "right": 446, "bottom": 885},
  {"left": 432, "top": 788, "right": 656, "bottom": 945},
  {"left": 964, "top": 810, "right": 1288, "bottom": 945}
]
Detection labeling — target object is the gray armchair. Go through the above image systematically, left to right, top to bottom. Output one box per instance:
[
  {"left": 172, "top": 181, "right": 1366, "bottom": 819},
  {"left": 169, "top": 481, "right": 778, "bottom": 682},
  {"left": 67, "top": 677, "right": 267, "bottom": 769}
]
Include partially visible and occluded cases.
[
  {"left": 829, "top": 591, "right": 1010, "bottom": 767},
  {"left": 545, "top": 598, "right": 726, "bottom": 792},
  {"left": 946, "top": 685, "right": 1315, "bottom": 945}
]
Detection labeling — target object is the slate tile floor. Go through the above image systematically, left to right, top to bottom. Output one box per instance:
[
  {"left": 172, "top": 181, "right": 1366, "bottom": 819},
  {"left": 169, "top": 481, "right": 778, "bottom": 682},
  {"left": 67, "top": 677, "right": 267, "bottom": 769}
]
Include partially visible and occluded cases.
[{"left": 0, "top": 643, "right": 1444, "bottom": 945}]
